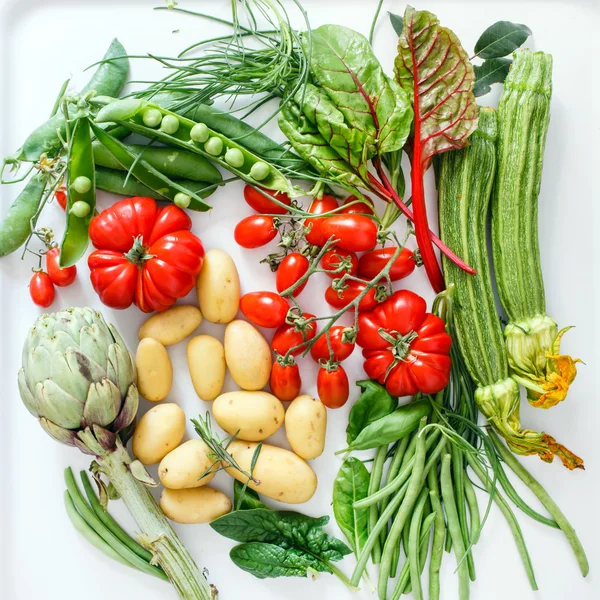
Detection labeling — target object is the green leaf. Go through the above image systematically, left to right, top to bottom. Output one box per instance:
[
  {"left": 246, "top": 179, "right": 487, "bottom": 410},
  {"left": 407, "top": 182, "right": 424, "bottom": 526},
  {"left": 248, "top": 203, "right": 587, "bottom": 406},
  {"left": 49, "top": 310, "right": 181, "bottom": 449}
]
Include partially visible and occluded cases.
[
  {"left": 389, "top": 12, "right": 404, "bottom": 36},
  {"left": 474, "top": 21, "right": 532, "bottom": 59},
  {"left": 304, "top": 24, "right": 413, "bottom": 154},
  {"left": 474, "top": 58, "right": 512, "bottom": 97},
  {"left": 346, "top": 380, "right": 397, "bottom": 445},
  {"left": 333, "top": 458, "right": 369, "bottom": 554},
  {"left": 233, "top": 480, "right": 268, "bottom": 511},
  {"left": 230, "top": 543, "right": 332, "bottom": 579}
]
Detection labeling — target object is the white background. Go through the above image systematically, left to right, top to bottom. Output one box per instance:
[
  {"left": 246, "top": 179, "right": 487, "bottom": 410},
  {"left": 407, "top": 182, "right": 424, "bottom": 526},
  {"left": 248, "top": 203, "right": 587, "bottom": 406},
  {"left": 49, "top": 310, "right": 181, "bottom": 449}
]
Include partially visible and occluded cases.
[{"left": 0, "top": 1, "right": 598, "bottom": 599}]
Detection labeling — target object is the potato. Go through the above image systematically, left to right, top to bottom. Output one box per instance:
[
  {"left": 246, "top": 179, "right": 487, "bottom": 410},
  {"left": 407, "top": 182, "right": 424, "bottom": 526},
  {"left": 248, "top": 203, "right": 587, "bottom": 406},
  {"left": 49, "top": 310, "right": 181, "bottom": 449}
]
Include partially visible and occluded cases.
[
  {"left": 196, "top": 249, "right": 240, "bottom": 323},
  {"left": 138, "top": 305, "right": 202, "bottom": 346},
  {"left": 224, "top": 320, "right": 271, "bottom": 390},
  {"left": 187, "top": 335, "right": 226, "bottom": 401},
  {"left": 136, "top": 338, "right": 173, "bottom": 402},
  {"left": 213, "top": 391, "right": 284, "bottom": 441},
  {"left": 285, "top": 394, "right": 327, "bottom": 460},
  {"left": 132, "top": 403, "right": 186, "bottom": 465},
  {"left": 158, "top": 439, "right": 215, "bottom": 489},
  {"left": 223, "top": 441, "right": 317, "bottom": 504},
  {"left": 160, "top": 486, "right": 231, "bottom": 524}
]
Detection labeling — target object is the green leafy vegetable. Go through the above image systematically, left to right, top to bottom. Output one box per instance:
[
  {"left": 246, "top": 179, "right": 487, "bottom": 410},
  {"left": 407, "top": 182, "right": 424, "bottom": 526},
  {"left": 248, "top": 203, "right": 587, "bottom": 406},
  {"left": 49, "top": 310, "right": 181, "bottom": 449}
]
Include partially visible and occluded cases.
[
  {"left": 389, "top": 12, "right": 404, "bottom": 36},
  {"left": 474, "top": 21, "right": 532, "bottom": 59},
  {"left": 474, "top": 58, "right": 512, "bottom": 97},
  {"left": 346, "top": 380, "right": 397, "bottom": 444},
  {"left": 233, "top": 480, "right": 268, "bottom": 511}
]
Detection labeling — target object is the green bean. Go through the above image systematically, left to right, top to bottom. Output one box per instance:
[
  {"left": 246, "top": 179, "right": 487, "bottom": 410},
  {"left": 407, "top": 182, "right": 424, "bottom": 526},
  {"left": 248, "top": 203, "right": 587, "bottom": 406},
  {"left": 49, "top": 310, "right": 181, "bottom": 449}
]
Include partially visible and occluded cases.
[
  {"left": 60, "top": 117, "right": 96, "bottom": 267},
  {"left": 92, "top": 141, "right": 222, "bottom": 184},
  {"left": 0, "top": 172, "right": 48, "bottom": 257},
  {"left": 488, "top": 430, "right": 589, "bottom": 577},
  {"left": 368, "top": 446, "right": 388, "bottom": 564},
  {"left": 441, "top": 455, "right": 470, "bottom": 600},
  {"left": 463, "top": 475, "right": 481, "bottom": 544},
  {"left": 428, "top": 476, "right": 445, "bottom": 600},
  {"left": 407, "top": 488, "right": 428, "bottom": 600}
]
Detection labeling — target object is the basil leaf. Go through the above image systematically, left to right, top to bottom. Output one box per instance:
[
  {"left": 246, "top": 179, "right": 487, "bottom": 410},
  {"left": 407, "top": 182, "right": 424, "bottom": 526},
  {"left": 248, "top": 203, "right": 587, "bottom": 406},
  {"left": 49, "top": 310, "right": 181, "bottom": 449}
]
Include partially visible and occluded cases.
[
  {"left": 389, "top": 12, "right": 404, "bottom": 36},
  {"left": 474, "top": 21, "right": 532, "bottom": 59},
  {"left": 474, "top": 58, "right": 512, "bottom": 97},
  {"left": 346, "top": 380, "right": 397, "bottom": 445},
  {"left": 333, "top": 458, "right": 369, "bottom": 554},
  {"left": 233, "top": 480, "right": 268, "bottom": 511},
  {"left": 230, "top": 543, "right": 332, "bottom": 579}
]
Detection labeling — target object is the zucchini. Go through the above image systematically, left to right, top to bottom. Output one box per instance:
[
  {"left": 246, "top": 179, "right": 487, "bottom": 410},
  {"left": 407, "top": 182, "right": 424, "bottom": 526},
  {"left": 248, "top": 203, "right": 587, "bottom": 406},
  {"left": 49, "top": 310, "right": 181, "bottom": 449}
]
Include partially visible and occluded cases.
[{"left": 492, "top": 49, "right": 579, "bottom": 409}]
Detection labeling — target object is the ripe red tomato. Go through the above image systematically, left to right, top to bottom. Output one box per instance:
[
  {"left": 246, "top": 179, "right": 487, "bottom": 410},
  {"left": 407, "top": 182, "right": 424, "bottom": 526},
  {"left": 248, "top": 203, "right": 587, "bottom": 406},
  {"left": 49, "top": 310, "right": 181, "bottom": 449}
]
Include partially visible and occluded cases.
[
  {"left": 243, "top": 185, "right": 291, "bottom": 215},
  {"left": 55, "top": 188, "right": 67, "bottom": 211},
  {"left": 305, "top": 195, "right": 339, "bottom": 246},
  {"left": 340, "top": 195, "right": 374, "bottom": 215},
  {"left": 234, "top": 215, "right": 277, "bottom": 248},
  {"left": 320, "top": 215, "right": 378, "bottom": 252},
  {"left": 45, "top": 247, "right": 77, "bottom": 287},
  {"left": 358, "top": 247, "right": 416, "bottom": 281},
  {"left": 321, "top": 248, "right": 358, "bottom": 279},
  {"left": 276, "top": 253, "right": 310, "bottom": 296},
  {"left": 30, "top": 271, "right": 55, "bottom": 307},
  {"left": 325, "top": 281, "right": 378, "bottom": 312},
  {"left": 240, "top": 292, "right": 290, "bottom": 328},
  {"left": 271, "top": 313, "right": 316, "bottom": 356},
  {"left": 310, "top": 326, "right": 355, "bottom": 363},
  {"left": 270, "top": 360, "right": 301, "bottom": 402},
  {"left": 317, "top": 365, "right": 350, "bottom": 409}
]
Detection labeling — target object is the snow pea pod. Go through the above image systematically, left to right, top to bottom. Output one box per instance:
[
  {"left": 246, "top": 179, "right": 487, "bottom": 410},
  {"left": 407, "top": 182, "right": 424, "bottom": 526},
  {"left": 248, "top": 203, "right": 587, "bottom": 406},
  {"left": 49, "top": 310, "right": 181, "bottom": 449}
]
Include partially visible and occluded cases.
[
  {"left": 21, "top": 39, "right": 129, "bottom": 162},
  {"left": 0, "top": 172, "right": 48, "bottom": 257}
]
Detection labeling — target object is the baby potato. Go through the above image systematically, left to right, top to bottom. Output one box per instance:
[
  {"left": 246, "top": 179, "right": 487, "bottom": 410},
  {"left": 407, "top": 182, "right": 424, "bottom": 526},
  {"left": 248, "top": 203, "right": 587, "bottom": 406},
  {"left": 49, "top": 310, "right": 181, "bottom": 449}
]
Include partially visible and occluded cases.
[
  {"left": 196, "top": 249, "right": 240, "bottom": 323},
  {"left": 138, "top": 305, "right": 202, "bottom": 346},
  {"left": 224, "top": 320, "right": 271, "bottom": 390},
  {"left": 187, "top": 335, "right": 226, "bottom": 401},
  {"left": 136, "top": 338, "right": 172, "bottom": 402},
  {"left": 213, "top": 391, "right": 284, "bottom": 441},
  {"left": 285, "top": 394, "right": 327, "bottom": 460},
  {"left": 132, "top": 403, "right": 186, "bottom": 465},
  {"left": 158, "top": 439, "right": 215, "bottom": 489},
  {"left": 223, "top": 440, "right": 317, "bottom": 504},
  {"left": 160, "top": 486, "right": 231, "bottom": 524}
]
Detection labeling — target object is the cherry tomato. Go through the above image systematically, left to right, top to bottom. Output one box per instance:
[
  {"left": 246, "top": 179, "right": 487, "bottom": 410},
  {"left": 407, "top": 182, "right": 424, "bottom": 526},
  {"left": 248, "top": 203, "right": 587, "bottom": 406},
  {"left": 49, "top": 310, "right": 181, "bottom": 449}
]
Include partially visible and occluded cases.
[
  {"left": 244, "top": 185, "right": 291, "bottom": 215},
  {"left": 55, "top": 188, "right": 67, "bottom": 211},
  {"left": 305, "top": 195, "right": 339, "bottom": 246},
  {"left": 340, "top": 195, "right": 374, "bottom": 215},
  {"left": 234, "top": 215, "right": 277, "bottom": 248},
  {"left": 320, "top": 215, "right": 378, "bottom": 252},
  {"left": 45, "top": 247, "right": 77, "bottom": 287},
  {"left": 358, "top": 247, "right": 416, "bottom": 281},
  {"left": 321, "top": 248, "right": 358, "bottom": 279},
  {"left": 276, "top": 253, "right": 310, "bottom": 296},
  {"left": 30, "top": 271, "right": 55, "bottom": 307},
  {"left": 325, "top": 281, "right": 378, "bottom": 312},
  {"left": 240, "top": 291, "right": 290, "bottom": 328},
  {"left": 271, "top": 313, "right": 316, "bottom": 356},
  {"left": 310, "top": 326, "right": 356, "bottom": 363},
  {"left": 270, "top": 360, "right": 302, "bottom": 402},
  {"left": 317, "top": 365, "right": 350, "bottom": 409}
]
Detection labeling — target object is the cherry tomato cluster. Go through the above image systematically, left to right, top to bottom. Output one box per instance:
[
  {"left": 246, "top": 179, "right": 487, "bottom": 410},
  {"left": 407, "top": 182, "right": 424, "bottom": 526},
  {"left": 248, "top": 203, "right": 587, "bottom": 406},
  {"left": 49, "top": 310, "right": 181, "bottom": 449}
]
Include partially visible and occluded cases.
[{"left": 30, "top": 246, "right": 78, "bottom": 307}]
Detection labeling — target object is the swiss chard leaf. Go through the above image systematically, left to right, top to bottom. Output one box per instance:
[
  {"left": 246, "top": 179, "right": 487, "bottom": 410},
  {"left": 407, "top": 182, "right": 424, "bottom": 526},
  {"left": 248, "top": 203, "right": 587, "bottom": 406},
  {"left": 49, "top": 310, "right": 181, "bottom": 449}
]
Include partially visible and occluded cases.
[
  {"left": 389, "top": 12, "right": 404, "bottom": 36},
  {"left": 474, "top": 21, "right": 532, "bottom": 59},
  {"left": 474, "top": 58, "right": 512, "bottom": 97},
  {"left": 346, "top": 380, "right": 397, "bottom": 445},
  {"left": 333, "top": 458, "right": 369, "bottom": 554},
  {"left": 233, "top": 480, "right": 268, "bottom": 511}
]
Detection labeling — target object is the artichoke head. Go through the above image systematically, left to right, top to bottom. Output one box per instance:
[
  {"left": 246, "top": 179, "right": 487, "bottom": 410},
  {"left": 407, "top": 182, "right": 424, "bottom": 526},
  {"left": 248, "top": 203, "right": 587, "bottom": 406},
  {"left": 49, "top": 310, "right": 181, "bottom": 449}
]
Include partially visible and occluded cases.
[{"left": 18, "top": 307, "right": 138, "bottom": 455}]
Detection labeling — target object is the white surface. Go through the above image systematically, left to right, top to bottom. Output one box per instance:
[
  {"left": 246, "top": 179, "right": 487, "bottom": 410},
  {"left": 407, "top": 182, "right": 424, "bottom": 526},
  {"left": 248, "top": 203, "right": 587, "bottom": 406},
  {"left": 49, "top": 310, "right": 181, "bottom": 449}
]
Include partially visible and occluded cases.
[{"left": 0, "top": 1, "right": 598, "bottom": 599}]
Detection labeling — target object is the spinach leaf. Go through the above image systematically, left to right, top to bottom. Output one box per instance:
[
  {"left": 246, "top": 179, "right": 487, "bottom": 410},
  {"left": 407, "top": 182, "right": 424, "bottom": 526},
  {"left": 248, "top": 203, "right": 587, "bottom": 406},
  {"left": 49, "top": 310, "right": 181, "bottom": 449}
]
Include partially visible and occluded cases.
[
  {"left": 389, "top": 12, "right": 404, "bottom": 36},
  {"left": 474, "top": 21, "right": 532, "bottom": 59},
  {"left": 474, "top": 58, "right": 512, "bottom": 97},
  {"left": 346, "top": 380, "right": 397, "bottom": 445},
  {"left": 333, "top": 458, "right": 369, "bottom": 554},
  {"left": 233, "top": 480, "right": 268, "bottom": 511},
  {"left": 230, "top": 543, "right": 332, "bottom": 579}
]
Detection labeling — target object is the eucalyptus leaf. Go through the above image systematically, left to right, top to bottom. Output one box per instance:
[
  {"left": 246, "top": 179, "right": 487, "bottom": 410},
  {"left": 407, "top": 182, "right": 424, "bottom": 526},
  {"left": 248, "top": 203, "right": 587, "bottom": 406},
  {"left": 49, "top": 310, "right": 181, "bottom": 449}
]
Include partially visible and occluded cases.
[
  {"left": 389, "top": 12, "right": 404, "bottom": 37},
  {"left": 474, "top": 21, "right": 532, "bottom": 59},
  {"left": 474, "top": 58, "right": 512, "bottom": 97},
  {"left": 346, "top": 380, "right": 397, "bottom": 445}
]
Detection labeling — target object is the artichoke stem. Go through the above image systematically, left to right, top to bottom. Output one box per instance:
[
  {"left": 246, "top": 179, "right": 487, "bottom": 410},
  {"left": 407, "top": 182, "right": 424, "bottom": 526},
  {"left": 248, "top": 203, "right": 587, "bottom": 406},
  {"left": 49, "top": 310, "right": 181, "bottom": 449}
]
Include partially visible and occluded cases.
[{"left": 98, "top": 439, "right": 213, "bottom": 600}]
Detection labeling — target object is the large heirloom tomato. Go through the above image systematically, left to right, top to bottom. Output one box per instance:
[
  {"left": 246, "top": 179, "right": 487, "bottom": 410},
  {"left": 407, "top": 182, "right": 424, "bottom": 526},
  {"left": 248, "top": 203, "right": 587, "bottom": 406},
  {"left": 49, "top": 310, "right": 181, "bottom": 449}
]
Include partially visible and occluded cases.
[
  {"left": 88, "top": 197, "right": 205, "bottom": 312},
  {"left": 357, "top": 290, "right": 452, "bottom": 397}
]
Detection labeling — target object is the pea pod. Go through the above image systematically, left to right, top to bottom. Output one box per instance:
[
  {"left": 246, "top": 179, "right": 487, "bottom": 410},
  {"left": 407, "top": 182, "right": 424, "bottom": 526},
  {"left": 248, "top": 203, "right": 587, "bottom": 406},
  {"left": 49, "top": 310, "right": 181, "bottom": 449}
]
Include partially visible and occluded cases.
[
  {"left": 21, "top": 39, "right": 129, "bottom": 162},
  {"left": 95, "top": 98, "right": 297, "bottom": 196},
  {"left": 59, "top": 118, "right": 96, "bottom": 267},
  {"left": 90, "top": 122, "right": 212, "bottom": 211},
  {"left": 0, "top": 172, "right": 48, "bottom": 257}
]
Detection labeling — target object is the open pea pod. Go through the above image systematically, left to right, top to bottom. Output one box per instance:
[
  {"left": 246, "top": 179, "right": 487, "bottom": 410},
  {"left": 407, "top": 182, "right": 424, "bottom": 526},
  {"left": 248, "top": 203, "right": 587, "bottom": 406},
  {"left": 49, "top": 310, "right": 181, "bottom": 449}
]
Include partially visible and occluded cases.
[{"left": 95, "top": 98, "right": 298, "bottom": 197}]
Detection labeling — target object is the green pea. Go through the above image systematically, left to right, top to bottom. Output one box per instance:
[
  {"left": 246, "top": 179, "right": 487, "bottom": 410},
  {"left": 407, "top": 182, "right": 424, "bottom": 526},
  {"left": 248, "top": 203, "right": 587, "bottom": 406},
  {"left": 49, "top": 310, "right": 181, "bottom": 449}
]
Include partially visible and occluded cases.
[
  {"left": 142, "top": 108, "right": 163, "bottom": 128},
  {"left": 160, "top": 115, "right": 180, "bottom": 135},
  {"left": 190, "top": 122, "right": 210, "bottom": 143},
  {"left": 205, "top": 137, "right": 223, "bottom": 156},
  {"left": 224, "top": 148, "right": 245, "bottom": 168},
  {"left": 250, "top": 161, "right": 270, "bottom": 181},
  {"left": 72, "top": 176, "right": 92, "bottom": 194},
  {"left": 173, "top": 192, "right": 191, "bottom": 209},
  {"left": 70, "top": 201, "right": 91, "bottom": 218}
]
